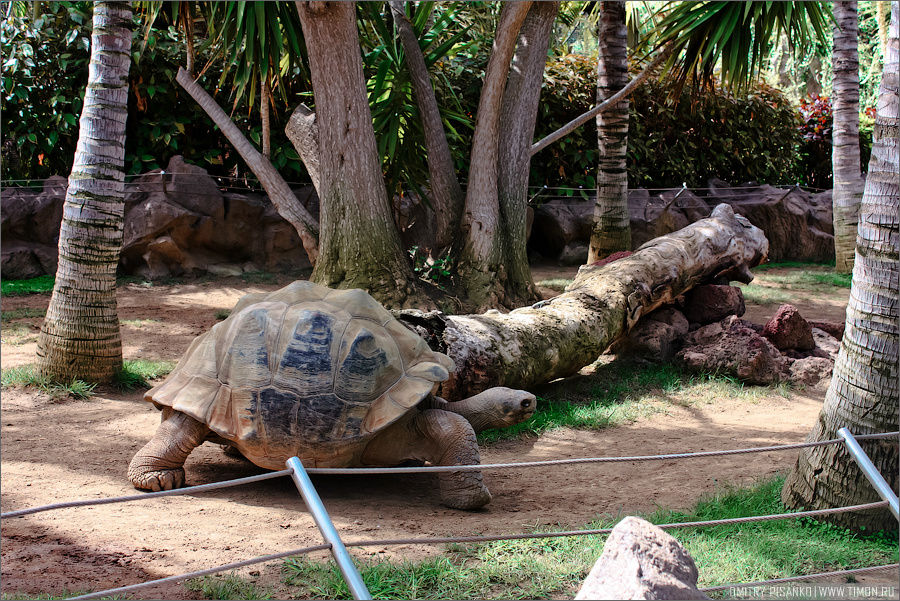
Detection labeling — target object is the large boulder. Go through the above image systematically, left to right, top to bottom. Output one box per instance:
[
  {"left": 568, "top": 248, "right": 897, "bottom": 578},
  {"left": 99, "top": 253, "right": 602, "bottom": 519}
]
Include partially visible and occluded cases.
[
  {"left": 1, "top": 177, "right": 66, "bottom": 278},
  {"left": 629, "top": 189, "right": 691, "bottom": 248},
  {"left": 529, "top": 198, "right": 593, "bottom": 264},
  {"left": 682, "top": 284, "right": 745, "bottom": 325},
  {"left": 762, "top": 304, "right": 815, "bottom": 351},
  {"left": 615, "top": 307, "right": 690, "bottom": 362},
  {"left": 677, "top": 316, "right": 789, "bottom": 385},
  {"left": 811, "top": 327, "right": 841, "bottom": 360},
  {"left": 789, "top": 356, "right": 834, "bottom": 387},
  {"left": 575, "top": 516, "right": 709, "bottom": 600}
]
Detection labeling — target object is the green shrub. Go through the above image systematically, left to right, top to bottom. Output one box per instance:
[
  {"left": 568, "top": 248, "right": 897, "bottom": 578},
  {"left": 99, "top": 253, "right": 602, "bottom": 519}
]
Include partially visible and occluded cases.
[{"left": 532, "top": 55, "right": 805, "bottom": 192}]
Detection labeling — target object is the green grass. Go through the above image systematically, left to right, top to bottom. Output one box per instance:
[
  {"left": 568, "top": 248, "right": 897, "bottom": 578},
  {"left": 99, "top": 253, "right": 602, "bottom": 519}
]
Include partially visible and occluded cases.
[
  {"left": 753, "top": 261, "right": 836, "bottom": 271},
  {"left": 757, "top": 271, "right": 852, "bottom": 289},
  {"left": 1, "top": 275, "right": 55, "bottom": 296},
  {"left": 535, "top": 278, "right": 572, "bottom": 292},
  {"left": 736, "top": 283, "right": 794, "bottom": 305},
  {"left": 1, "top": 307, "right": 47, "bottom": 321},
  {"left": 215, "top": 309, "right": 231, "bottom": 320},
  {"left": 119, "top": 318, "right": 160, "bottom": 328},
  {"left": 114, "top": 359, "right": 176, "bottom": 390},
  {"left": 478, "top": 361, "right": 789, "bottom": 443},
  {"left": 1, "top": 365, "right": 95, "bottom": 399},
  {"left": 279, "top": 476, "right": 898, "bottom": 600},
  {"left": 185, "top": 573, "right": 272, "bottom": 600}
]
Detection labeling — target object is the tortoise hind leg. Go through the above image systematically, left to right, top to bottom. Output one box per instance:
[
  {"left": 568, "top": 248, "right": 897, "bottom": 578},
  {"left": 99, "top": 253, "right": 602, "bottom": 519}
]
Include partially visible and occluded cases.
[
  {"left": 129, "top": 408, "right": 210, "bottom": 492},
  {"left": 363, "top": 410, "right": 491, "bottom": 510}
]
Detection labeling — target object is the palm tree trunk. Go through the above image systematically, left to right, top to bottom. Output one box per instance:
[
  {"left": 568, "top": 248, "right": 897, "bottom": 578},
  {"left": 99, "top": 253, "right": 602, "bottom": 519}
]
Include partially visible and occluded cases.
[
  {"left": 295, "top": 0, "right": 425, "bottom": 309},
  {"left": 588, "top": 0, "right": 631, "bottom": 263},
  {"left": 782, "top": 0, "right": 899, "bottom": 533},
  {"left": 36, "top": 1, "right": 133, "bottom": 383},
  {"left": 389, "top": 1, "right": 464, "bottom": 252},
  {"left": 832, "top": 1, "right": 864, "bottom": 274},
  {"left": 175, "top": 67, "right": 319, "bottom": 266}
]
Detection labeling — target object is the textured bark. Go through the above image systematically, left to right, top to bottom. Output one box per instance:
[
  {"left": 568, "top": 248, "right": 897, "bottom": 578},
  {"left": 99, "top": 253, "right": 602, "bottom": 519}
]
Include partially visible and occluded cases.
[
  {"left": 36, "top": 1, "right": 133, "bottom": 383},
  {"left": 296, "top": 1, "right": 424, "bottom": 309},
  {"left": 389, "top": 1, "right": 464, "bottom": 252},
  {"left": 455, "top": 1, "right": 532, "bottom": 310},
  {"left": 496, "top": 1, "right": 559, "bottom": 306},
  {"left": 589, "top": 1, "right": 631, "bottom": 263},
  {"left": 782, "top": 1, "right": 899, "bottom": 533},
  {"left": 832, "top": 1, "right": 864, "bottom": 274},
  {"left": 176, "top": 67, "right": 320, "bottom": 265},
  {"left": 260, "top": 72, "right": 272, "bottom": 159},
  {"left": 285, "top": 103, "right": 321, "bottom": 197},
  {"left": 399, "top": 204, "right": 768, "bottom": 400}
]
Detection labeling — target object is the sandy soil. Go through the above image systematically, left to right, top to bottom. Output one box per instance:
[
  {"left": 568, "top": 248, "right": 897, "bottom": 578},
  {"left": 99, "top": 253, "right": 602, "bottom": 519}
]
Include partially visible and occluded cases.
[{"left": 2, "top": 267, "right": 877, "bottom": 600}]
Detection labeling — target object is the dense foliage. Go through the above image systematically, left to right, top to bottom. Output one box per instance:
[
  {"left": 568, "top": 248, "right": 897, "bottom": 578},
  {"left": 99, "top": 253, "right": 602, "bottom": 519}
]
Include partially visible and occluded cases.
[{"left": 532, "top": 54, "right": 804, "bottom": 192}]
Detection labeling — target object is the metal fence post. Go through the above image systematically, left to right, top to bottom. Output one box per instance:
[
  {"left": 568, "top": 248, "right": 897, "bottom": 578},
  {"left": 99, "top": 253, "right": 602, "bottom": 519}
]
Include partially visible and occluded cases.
[
  {"left": 837, "top": 428, "right": 899, "bottom": 521},
  {"left": 286, "top": 457, "right": 372, "bottom": 600}
]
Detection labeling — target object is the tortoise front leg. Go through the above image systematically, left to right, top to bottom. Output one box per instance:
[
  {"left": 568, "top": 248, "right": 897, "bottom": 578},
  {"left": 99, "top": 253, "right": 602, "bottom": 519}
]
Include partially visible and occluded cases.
[
  {"left": 128, "top": 408, "right": 210, "bottom": 491},
  {"left": 364, "top": 410, "right": 491, "bottom": 510}
]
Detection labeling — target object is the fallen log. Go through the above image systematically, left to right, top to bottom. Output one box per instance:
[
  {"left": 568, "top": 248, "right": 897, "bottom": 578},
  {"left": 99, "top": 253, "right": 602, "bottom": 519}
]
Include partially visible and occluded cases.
[{"left": 399, "top": 204, "right": 769, "bottom": 399}]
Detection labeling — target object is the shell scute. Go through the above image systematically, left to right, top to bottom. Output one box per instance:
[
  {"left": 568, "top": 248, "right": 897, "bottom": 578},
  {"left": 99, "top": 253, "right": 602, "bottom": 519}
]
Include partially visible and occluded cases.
[{"left": 334, "top": 319, "right": 403, "bottom": 403}]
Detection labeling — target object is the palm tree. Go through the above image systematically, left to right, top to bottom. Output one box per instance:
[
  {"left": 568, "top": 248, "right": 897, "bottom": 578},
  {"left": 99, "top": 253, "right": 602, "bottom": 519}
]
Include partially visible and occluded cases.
[
  {"left": 782, "top": 0, "right": 898, "bottom": 533},
  {"left": 36, "top": 1, "right": 133, "bottom": 383},
  {"left": 586, "top": 1, "right": 829, "bottom": 261},
  {"left": 588, "top": 1, "right": 630, "bottom": 263},
  {"left": 831, "top": 1, "right": 864, "bottom": 274}
]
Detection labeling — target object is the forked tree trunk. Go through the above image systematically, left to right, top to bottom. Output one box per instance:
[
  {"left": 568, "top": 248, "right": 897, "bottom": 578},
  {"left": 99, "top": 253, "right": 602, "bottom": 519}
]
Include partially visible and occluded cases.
[
  {"left": 295, "top": 0, "right": 425, "bottom": 309},
  {"left": 390, "top": 0, "right": 464, "bottom": 252},
  {"left": 36, "top": 1, "right": 133, "bottom": 383},
  {"left": 455, "top": 1, "right": 532, "bottom": 310},
  {"left": 496, "top": 1, "right": 559, "bottom": 305},
  {"left": 588, "top": 1, "right": 631, "bottom": 263},
  {"left": 782, "top": 1, "right": 899, "bottom": 533},
  {"left": 831, "top": 1, "right": 864, "bottom": 274},
  {"left": 176, "top": 67, "right": 320, "bottom": 265},
  {"left": 400, "top": 204, "right": 768, "bottom": 400}
]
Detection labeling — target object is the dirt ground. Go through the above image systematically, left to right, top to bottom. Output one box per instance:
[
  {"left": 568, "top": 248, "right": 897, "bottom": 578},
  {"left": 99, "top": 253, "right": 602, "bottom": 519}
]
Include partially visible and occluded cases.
[{"left": 2, "top": 265, "right": 884, "bottom": 600}]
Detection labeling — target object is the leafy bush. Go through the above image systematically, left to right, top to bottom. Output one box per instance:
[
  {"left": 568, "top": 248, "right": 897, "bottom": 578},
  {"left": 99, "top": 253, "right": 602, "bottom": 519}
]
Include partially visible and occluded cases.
[
  {"left": 532, "top": 55, "right": 805, "bottom": 191},
  {"left": 796, "top": 94, "right": 874, "bottom": 189}
]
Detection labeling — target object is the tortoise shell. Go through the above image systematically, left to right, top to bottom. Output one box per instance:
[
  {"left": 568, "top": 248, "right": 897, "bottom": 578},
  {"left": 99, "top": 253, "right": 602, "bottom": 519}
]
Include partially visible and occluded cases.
[{"left": 145, "top": 281, "right": 454, "bottom": 468}]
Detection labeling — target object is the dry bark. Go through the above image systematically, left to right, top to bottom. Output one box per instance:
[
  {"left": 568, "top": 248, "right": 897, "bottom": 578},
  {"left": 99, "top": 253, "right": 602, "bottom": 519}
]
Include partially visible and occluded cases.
[
  {"left": 36, "top": 1, "right": 133, "bottom": 383},
  {"left": 831, "top": 1, "right": 864, "bottom": 274},
  {"left": 782, "top": 2, "right": 899, "bottom": 533},
  {"left": 285, "top": 103, "right": 321, "bottom": 196},
  {"left": 399, "top": 204, "right": 768, "bottom": 400}
]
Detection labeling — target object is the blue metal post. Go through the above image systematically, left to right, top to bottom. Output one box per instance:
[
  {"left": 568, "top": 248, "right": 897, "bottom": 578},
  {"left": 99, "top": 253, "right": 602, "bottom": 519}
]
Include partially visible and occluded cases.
[
  {"left": 837, "top": 428, "right": 899, "bottom": 521},
  {"left": 286, "top": 457, "right": 371, "bottom": 600}
]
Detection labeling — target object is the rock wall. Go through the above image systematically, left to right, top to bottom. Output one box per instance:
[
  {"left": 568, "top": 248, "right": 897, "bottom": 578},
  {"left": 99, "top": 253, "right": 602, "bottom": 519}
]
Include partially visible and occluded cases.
[
  {"left": 1, "top": 156, "right": 315, "bottom": 280},
  {"left": 530, "top": 178, "right": 836, "bottom": 265}
]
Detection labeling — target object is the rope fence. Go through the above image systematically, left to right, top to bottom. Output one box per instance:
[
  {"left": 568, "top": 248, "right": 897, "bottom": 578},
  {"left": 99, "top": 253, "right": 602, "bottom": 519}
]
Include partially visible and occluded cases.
[
  {"left": 4, "top": 431, "right": 897, "bottom": 600},
  {"left": 3, "top": 432, "right": 896, "bottom": 519},
  {"left": 62, "top": 501, "right": 892, "bottom": 601}
]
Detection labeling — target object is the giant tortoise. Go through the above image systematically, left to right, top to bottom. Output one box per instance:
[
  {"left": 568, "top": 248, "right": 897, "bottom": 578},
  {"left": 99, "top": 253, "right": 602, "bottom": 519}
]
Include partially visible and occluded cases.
[{"left": 128, "top": 281, "right": 536, "bottom": 509}]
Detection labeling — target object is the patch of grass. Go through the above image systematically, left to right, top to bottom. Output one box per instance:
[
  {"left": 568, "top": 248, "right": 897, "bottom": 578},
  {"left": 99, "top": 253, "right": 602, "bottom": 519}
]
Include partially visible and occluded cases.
[
  {"left": 754, "top": 261, "right": 835, "bottom": 271},
  {"left": 241, "top": 271, "right": 277, "bottom": 284},
  {"left": 757, "top": 271, "right": 852, "bottom": 290},
  {"left": 1, "top": 275, "right": 55, "bottom": 296},
  {"left": 535, "top": 278, "right": 572, "bottom": 292},
  {"left": 736, "top": 283, "right": 793, "bottom": 305},
  {"left": 1, "top": 307, "right": 47, "bottom": 321},
  {"left": 215, "top": 309, "right": 231, "bottom": 320},
  {"left": 119, "top": 318, "right": 160, "bottom": 327},
  {"left": 0, "top": 321, "right": 39, "bottom": 345},
  {"left": 114, "top": 359, "right": 175, "bottom": 390},
  {"left": 479, "top": 362, "right": 787, "bottom": 443},
  {"left": 1, "top": 365, "right": 95, "bottom": 399},
  {"left": 280, "top": 476, "right": 898, "bottom": 600},
  {"left": 186, "top": 573, "right": 272, "bottom": 600}
]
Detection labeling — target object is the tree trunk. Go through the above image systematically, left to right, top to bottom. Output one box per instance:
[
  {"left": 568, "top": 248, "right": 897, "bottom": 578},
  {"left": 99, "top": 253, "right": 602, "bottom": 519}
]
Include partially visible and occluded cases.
[
  {"left": 295, "top": 0, "right": 425, "bottom": 309},
  {"left": 782, "top": 0, "right": 899, "bottom": 533},
  {"left": 36, "top": 1, "right": 133, "bottom": 383},
  {"left": 389, "top": 1, "right": 464, "bottom": 252},
  {"left": 455, "top": 1, "right": 532, "bottom": 310},
  {"left": 496, "top": 1, "right": 559, "bottom": 305},
  {"left": 589, "top": 1, "right": 631, "bottom": 263},
  {"left": 831, "top": 1, "right": 864, "bottom": 274},
  {"left": 176, "top": 67, "right": 320, "bottom": 266},
  {"left": 261, "top": 71, "right": 272, "bottom": 159},
  {"left": 285, "top": 103, "right": 321, "bottom": 196},
  {"left": 399, "top": 204, "right": 767, "bottom": 400}
]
